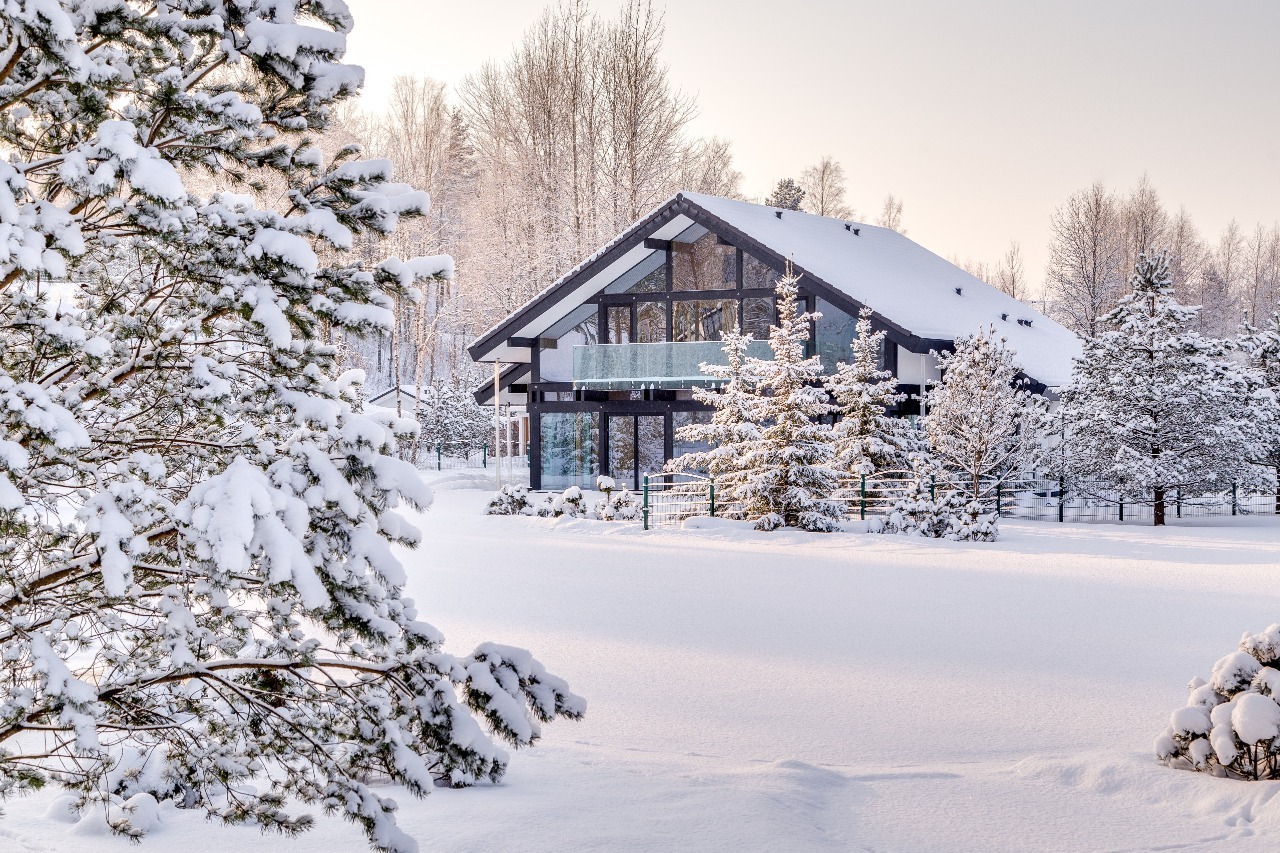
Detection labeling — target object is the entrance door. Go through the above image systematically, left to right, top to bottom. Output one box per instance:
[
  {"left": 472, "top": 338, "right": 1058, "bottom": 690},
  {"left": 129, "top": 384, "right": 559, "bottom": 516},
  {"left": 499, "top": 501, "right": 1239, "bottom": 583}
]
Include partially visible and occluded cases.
[{"left": 607, "top": 414, "right": 667, "bottom": 491}]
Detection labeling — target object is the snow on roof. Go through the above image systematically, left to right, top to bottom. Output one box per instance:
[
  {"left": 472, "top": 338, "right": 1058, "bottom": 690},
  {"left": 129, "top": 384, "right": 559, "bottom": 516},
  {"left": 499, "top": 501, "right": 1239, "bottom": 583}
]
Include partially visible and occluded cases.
[{"left": 682, "top": 192, "right": 1081, "bottom": 388}]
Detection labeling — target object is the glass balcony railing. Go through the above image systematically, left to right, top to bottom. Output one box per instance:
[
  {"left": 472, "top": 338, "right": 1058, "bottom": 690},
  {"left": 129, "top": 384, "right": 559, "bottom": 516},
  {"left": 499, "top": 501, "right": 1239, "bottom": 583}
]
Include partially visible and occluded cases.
[{"left": 572, "top": 341, "right": 773, "bottom": 390}]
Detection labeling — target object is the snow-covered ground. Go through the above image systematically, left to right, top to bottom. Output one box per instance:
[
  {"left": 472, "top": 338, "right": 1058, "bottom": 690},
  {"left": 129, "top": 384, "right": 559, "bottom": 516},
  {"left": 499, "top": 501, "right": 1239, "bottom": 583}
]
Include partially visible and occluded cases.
[{"left": 5, "top": 476, "right": 1280, "bottom": 852}]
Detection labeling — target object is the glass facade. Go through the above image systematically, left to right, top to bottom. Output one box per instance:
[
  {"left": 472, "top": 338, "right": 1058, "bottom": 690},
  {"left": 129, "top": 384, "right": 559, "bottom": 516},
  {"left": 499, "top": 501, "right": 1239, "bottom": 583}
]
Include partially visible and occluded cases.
[
  {"left": 672, "top": 232, "right": 736, "bottom": 291},
  {"left": 743, "top": 253, "right": 778, "bottom": 290},
  {"left": 742, "top": 296, "right": 774, "bottom": 339},
  {"left": 815, "top": 297, "right": 858, "bottom": 373},
  {"left": 673, "top": 299, "right": 738, "bottom": 343},
  {"left": 636, "top": 301, "right": 667, "bottom": 343},
  {"left": 608, "top": 305, "right": 630, "bottom": 344},
  {"left": 540, "top": 412, "right": 599, "bottom": 490}
]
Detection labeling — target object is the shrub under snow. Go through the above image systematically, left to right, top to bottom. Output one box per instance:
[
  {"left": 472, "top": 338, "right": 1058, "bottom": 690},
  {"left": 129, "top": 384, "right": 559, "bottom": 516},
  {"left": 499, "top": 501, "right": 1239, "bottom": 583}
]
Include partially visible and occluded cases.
[
  {"left": 879, "top": 478, "right": 999, "bottom": 541},
  {"left": 486, "top": 484, "right": 533, "bottom": 515},
  {"left": 1156, "top": 624, "right": 1280, "bottom": 779}
]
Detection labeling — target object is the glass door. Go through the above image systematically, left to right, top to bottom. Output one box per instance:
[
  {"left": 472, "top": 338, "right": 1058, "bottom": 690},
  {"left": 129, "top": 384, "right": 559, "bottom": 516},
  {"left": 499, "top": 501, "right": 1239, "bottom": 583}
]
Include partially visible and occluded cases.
[{"left": 607, "top": 414, "right": 668, "bottom": 491}]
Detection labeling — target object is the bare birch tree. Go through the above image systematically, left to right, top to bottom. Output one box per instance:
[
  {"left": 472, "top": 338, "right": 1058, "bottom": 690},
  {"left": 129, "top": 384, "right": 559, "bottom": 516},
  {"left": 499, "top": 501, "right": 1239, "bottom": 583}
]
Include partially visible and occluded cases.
[
  {"left": 799, "top": 156, "right": 854, "bottom": 218},
  {"left": 1045, "top": 182, "right": 1125, "bottom": 337}
]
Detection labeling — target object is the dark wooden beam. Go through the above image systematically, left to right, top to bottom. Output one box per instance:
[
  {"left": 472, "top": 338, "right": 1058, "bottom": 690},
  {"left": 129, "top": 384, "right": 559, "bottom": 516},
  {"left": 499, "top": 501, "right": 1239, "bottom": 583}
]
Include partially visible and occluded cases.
[{"left": 643, "top": 238, "right": 672, "bottom": 251}]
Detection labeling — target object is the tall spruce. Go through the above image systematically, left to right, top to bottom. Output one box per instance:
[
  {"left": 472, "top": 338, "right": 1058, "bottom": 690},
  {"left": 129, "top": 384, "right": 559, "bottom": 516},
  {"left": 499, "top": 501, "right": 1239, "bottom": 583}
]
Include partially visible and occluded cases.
[
  {"left": 0, "top": 4, "right": 582, "bottom": 848},
  {"left": 765, "top": 178, "right": 806, "bottom": 211},
  {"left": 1061, "top": 252, "right": 1258, "bottom": 525},
  {"left": 737, "top": 274, "right": 843, "bottom": 531},
  {"left": 824, "top": 308, "right": 908, "bottom": 476},
  {"left": 1239, "top": 313, "right": 1280, "bottom": 512},
  {"left": 923, "top": 327, "right": 1046, "bottom": 505},
  {"left": 668, "top": 332, "right": 761, "bottom": 512}
]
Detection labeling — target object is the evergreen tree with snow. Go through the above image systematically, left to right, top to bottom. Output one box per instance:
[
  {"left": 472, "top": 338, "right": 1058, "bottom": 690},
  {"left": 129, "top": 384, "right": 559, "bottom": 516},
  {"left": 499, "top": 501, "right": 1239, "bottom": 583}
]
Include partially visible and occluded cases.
[
  {"left": 0, "top": 5, "right": 582, "bottom": 849},
  {"left": 765, "top": 178, "right": 806, "bottom": 211},
  {"left": 1061, "top": 252, "right": 1259, "bottom": 525},
  {"left": 736, "top": 274, "right": 843, "bottom": 531},
  {"left": 824, "top": 308, "right": 908, "bottom": 476},
  {"left": 1238, "top": 313, "right": 1280, "bottom": 512},
  {"left": 923, "top": 327, "right": 1046, "bottom": 506},
  {"left": 668, "top": 332, "right": 762, "bottom": 516}
]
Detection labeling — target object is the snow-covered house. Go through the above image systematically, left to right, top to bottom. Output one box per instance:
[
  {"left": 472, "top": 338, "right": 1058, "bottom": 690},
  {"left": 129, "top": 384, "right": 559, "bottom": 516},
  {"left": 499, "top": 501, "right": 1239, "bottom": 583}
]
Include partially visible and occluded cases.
[{"left": 469, "top": 192, "right": 1080, "bottom": 491}]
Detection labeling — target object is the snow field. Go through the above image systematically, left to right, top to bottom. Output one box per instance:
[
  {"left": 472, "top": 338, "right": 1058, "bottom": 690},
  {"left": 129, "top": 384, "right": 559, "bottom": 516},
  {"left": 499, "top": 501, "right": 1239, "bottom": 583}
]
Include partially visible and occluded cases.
[{"left": 4, "top": 487, "right": 1280, "bottom": 851}]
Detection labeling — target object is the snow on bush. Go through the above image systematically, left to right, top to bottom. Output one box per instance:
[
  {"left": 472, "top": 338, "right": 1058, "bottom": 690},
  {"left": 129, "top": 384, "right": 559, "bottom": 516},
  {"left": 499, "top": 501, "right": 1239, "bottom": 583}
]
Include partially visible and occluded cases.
[
  {"left": 596, "top": 476, "right": 640, "bottom": 521},
  {"left": 879, "top": 476, "right": 999, "bottom": 541},
  {"left": 486, "top": 484, "right": 533, "bottom": 515},
  {"left": 536, "top": 486, "right": 591, "bottom": 518},
  {"left": 1157, "top": 624, "right": 1280, "bottom": 779}
]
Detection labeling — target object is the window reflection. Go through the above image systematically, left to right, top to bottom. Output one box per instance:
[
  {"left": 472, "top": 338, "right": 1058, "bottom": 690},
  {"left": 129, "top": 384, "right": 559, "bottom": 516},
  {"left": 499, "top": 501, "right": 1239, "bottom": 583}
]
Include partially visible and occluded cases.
[{"left": 672, "top": 232, "right": 736, "bottom": 291}]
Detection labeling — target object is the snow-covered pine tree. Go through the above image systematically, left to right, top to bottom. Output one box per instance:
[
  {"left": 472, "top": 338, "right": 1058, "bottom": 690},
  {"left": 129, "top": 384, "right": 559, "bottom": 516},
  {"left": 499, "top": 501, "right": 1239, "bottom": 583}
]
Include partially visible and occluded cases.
[
  {"left": 0, "top": 5, "right": 582, "bottom": 849},
  {"left": 764, "top": 178, "right": 805, "bottom": 211},
  {"left": 1061, "top": 252, "right": 1259, "bottom": 525},
  {"left": 736, "top": 274, "right": 843, "bottom": 531},
  {"left": 824, "top": 308, "right": 908, "bottom": 476},
  {"left": 1239, "top": 313, "right": 1280, "bottom": 512},
  {"left": 923, "top": 326, "right": 1046, "bottom": 507},
  {"left": 668, "top": 331, "right": 762, "bottom": 515}
]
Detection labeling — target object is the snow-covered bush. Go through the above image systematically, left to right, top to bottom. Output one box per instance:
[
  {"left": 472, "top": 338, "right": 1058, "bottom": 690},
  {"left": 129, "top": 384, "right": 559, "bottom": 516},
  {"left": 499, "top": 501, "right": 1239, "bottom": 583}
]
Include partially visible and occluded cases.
[
  {"left": 0, "top": 4, "right": 582, "bottom": 849},
  {"left": 596, "top": 476, "right": 640, "bottom": 521},
  {"left": 880, "top": 478, "right": 952, "bottom": 538},
  {"left": 879, "top": 479, "right": 999, "bottom": 541},
  {"left": 487, "top": 484, "right": 533, "bottom": 515},
  {"left": 536, "top": 486, "right": 591, "bottom": 518},
  {"left": 947, "top": 500, "right": 999, "bottom": 542},
  {"left": 1157, "top": 624, "right": 1280, "bottom": 779}
]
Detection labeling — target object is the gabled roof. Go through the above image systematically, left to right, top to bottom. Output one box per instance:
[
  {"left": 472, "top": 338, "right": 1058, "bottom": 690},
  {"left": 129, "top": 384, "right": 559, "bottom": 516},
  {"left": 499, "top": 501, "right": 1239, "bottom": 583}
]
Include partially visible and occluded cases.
[{"left": 469, "top": 192, "right": 1082, "bottom": 388}]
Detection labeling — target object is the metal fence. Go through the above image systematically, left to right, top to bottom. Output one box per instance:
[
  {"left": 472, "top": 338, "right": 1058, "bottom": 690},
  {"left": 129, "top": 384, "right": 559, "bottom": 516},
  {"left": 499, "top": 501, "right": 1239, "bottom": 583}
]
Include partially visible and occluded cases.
[
  {"left": 417, "top": 444, "right": 530, "bottom": 473},
  {"left": 639, "top": 469, "right": 1280, "bottom": 529}
]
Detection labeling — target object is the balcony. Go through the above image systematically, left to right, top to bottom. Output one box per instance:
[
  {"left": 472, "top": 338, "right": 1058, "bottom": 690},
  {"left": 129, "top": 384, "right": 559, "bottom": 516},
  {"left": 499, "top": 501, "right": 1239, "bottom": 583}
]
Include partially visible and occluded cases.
[{"left": 572, "top": 341, "right": 773, "bottom": 390}]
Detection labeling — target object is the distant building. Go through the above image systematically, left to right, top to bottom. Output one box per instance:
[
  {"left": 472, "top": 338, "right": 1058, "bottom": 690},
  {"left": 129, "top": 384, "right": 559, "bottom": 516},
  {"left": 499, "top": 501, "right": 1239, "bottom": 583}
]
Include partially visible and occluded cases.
[{"left": 470, "top": 192, "right": 1080, "bottom": 491}]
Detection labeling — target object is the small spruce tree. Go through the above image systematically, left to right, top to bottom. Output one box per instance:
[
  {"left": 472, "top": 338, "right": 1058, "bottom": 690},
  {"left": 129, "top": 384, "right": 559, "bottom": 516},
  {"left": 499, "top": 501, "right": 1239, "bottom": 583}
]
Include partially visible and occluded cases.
[
  {"left": 1061, "top": 252, "right": 1258, "bottom": 525},
  {"left": 737, "top": 274, "right": 843, "bottom": 531},
  {"left": 824, "top": 308, "right": 908, "bottom": 477},
  {"left": 923, "top": 327, "right": 1045, "bottom": 506}
]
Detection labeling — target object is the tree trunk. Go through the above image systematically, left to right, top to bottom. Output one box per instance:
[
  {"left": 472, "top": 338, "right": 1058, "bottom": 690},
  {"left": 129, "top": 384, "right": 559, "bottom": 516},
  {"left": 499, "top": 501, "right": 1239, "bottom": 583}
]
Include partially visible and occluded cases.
[{"left": 1154, "top": 486, "right": 1166, "bottom": 526}]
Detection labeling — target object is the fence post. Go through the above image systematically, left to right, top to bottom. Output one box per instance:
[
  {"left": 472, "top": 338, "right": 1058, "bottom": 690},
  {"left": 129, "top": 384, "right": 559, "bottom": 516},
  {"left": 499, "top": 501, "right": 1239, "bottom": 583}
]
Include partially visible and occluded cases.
[
  {"left": 436, "top": 443, "right": 442, "bottom": 471},
  {"left": 482, "top": 444, "right": 487, "bottom": 468},
  {"left": 642, "top": 474, "right": 650, "bottom": 530},
  {"left": 859, "top": 474, "right": 866, "bottom": 521},
  {"left": 930, "top": 475, "right": 935, "bottom": 502},
  {"left": 1058, "top": 475, "right": 1065, "bottom": 523},
  {"left": 709, "top": 479, "right": 716, "bottom": 518},
  {"left": 996, "top": 481, "right": 1003, "bottom": 518},
  {"left": 1232, "top": 482, "right": 1238, "bottom": 516},
  {"left": 1176, "top": 489, "right": 1181, "bottom": 519},
  {"left": 1119, "top": 496, "right": 1124, "bottom": 522}
]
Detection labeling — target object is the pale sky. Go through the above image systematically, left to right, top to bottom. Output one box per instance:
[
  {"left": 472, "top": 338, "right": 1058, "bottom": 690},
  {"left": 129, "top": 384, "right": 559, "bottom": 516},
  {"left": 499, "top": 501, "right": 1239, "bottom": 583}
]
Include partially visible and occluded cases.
[{"left": 344, "top": 0, "right": 1280, "bottom": 293}]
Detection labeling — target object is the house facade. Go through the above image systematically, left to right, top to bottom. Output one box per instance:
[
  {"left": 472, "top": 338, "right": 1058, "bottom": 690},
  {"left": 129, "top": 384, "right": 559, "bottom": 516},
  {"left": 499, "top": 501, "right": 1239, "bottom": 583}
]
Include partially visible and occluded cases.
[{"left": 469, "top": 192, "right": 1080, "bottom": 491}]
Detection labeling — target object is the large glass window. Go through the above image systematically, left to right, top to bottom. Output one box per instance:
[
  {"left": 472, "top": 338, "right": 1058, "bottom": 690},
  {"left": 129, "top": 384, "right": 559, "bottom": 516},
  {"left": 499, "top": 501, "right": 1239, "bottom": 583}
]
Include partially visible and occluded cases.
[
  {"left": 672, "top": 232, "right": 736, "bottom": 291},
  {"left": 743, "top": 253, "right": 779, "bottom": 290},
  {"left": 627, "top": 265, "right": 666, "bottom": 293},
  {"left": 742, "top": 296, "right": 774, "bottom": 339},
  {"left": 815, "top": 297, "right": 859, "bottom": 373},
  {"left": 674, "top": 299, "right": 738, "bottom": 342},
  {"left": 636, "top": 301, "right": 667, "bottom": 343},
  {"left": 607, "top": 305, "right": 631, "bottom": 344},
  {"left": 539, "top": 306, "right": 598, "bottom": 382},
  {"left": 672, "top": 410, "right": 712, "bottom": 466},
  {"left": 541, "top": 412, "right": 599, "bottom": 490}
]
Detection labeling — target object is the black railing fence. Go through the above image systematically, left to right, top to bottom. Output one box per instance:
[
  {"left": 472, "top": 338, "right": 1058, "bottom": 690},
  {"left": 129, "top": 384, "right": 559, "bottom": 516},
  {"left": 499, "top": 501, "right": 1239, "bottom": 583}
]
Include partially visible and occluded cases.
[{"left": 639, "top": 469, "right": 1280, "bottom": 529}]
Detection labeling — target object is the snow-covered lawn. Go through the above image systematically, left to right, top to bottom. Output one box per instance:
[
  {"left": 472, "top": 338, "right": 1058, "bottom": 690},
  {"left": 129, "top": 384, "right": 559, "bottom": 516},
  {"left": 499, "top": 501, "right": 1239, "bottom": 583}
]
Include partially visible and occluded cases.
[{"left": 6, "top": 480, "right": 1280, "bottom": 852}]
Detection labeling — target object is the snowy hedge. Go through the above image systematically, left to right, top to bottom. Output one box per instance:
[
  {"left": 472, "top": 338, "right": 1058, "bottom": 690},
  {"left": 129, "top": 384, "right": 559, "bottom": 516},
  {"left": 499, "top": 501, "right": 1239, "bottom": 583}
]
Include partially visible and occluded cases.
[
  {"left": 485, "top": 477, "right": 639, "bottom": 521},
  {"left": 878, "top": 478, "right": 999, "bottom": 541},
  {"left": 1156, "top": 624, "right": 1280, "bottom": 779}
]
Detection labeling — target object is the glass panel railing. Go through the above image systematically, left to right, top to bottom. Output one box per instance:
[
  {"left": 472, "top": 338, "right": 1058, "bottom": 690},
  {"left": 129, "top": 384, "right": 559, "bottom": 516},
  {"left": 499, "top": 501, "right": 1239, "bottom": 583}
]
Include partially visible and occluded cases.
[{"left": 572, "top": 341, "right": 773, "bottom": 389}]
